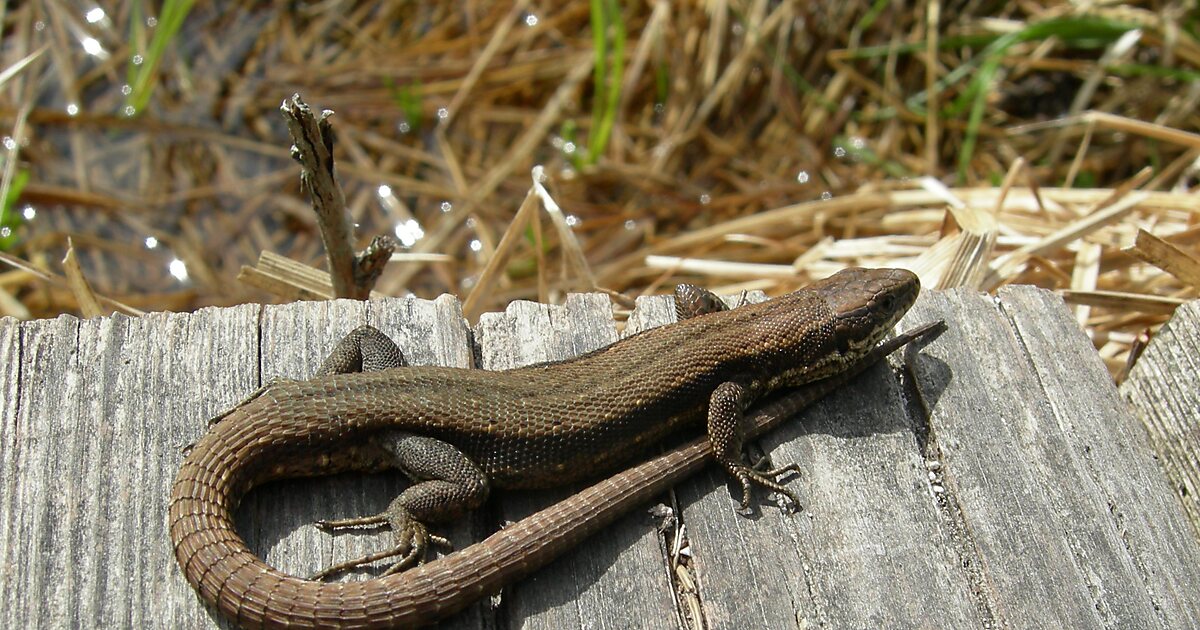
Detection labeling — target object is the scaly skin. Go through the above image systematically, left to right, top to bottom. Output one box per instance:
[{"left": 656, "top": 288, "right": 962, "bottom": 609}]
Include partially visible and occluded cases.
[{"left": 169, "top": 267, "right": 920, "bottom": 629}]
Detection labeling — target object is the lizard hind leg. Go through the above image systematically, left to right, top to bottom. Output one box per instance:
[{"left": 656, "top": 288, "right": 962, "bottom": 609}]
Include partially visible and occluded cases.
[
  {"left": 674, "top": 284, "right": 731, "bottom": 320},
  {"left": 317, "top": 325, "right": 407, "bottom": 375},
  {"left": 311, "top": 431, "right": 490, "bottom": 580},
  {"left": 311, "top": 505, "right": 453, "bottom": 580}
]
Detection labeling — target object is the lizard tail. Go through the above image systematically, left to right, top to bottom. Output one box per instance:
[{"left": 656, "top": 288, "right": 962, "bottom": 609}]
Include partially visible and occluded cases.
[
  {"left": 168, "top": 400, "right": 683, "bottom": 629},
  {"left": 167, "top": 405, "right": 448, "bottom": 629}
]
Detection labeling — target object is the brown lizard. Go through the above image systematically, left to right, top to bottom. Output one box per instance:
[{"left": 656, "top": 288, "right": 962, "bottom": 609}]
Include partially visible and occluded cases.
[{"left": 169, "top": 267, "right": 927, "bottom": 628}]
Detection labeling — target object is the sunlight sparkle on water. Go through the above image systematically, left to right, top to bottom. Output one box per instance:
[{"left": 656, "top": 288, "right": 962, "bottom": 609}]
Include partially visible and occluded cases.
[
  {"left": 85, "top": 8, "right": 106, "bottom": 23},
  {"left": 524, "top": 14, "right": 539, "bottom": 26},
  {"left": 81, "top": 37, "right": 105, "bottom": 57},
  {"left": 377, "top": 184, "right": 392, "bottom": 198},
  {"left": 23, "top": 206, "right": 36, "bottom": 220},
  {"left": 394, "top": 219, "right": 424, "bottom": 247},
  {"left": 145, "top": 236, "right": 158, "bottom": 249},
  {"left": 469, "top": 239, "right": 483, "bottom": 252},
  {"left": 169, "top": 258, "right": 188, "bottom": 281}
]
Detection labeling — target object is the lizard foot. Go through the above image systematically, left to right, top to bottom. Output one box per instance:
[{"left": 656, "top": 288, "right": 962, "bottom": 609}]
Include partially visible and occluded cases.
[
  {"left": 729, "top": 457, "right": 803, "bottom": 515},
  {"left": 311, "top": 510, "right": 452, "bottom": 580}
]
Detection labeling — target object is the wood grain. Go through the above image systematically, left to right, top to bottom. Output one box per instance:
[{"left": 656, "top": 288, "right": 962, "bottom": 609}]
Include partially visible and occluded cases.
[
  {"left": 905, "top": 287, "right": 1200, "bottom": 628},
  {"left": 654, "top": 290, "right": 977, "bottom": 629},
  {"left": 1121, "top": 300, "right": 1200, "bottom": 539}
]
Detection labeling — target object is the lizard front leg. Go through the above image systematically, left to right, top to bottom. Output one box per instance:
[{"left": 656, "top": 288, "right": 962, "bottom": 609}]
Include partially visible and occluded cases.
[
  {"left": 675, "top": 287, "right": 804, "bottom": 512},
  {"left": 707, "top": 380, "right": 803, "bottom": 513}
]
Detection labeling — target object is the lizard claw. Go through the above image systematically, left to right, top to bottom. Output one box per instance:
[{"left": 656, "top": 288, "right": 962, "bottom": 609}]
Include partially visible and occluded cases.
[
  {"left": 730, "top": 459, "right": 803, "bottom": 515},
  {"left": 311, "top": 508, "right": 452, "bottom": 580},
  {"left": 379, "top": 523, "right": 452, "bottom": 577}
]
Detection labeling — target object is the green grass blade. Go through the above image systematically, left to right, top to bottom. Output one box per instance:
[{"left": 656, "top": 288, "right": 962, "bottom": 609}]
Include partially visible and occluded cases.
[
  {"left": 125, "top": 0, "right": 196, "bottom": 116},
  {"left": 587, "top": 0, "right": 624, "bottom": 165},
  {"left": 951, "top": 16, "right": 1138, "bottom": 180},
  {"left": 0, "top": 169, "right": 29, "bottom": 251}
]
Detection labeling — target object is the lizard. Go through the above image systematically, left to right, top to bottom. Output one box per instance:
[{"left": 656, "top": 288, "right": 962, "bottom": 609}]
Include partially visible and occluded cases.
[{"left": 169, "top": 266, "right": 927, "bottom": 629}]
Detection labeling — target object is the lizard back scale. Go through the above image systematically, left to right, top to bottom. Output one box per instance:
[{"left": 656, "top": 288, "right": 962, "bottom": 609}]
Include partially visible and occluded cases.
[{"left": 169, "top": 267, "right": 920, "bottom": 629}]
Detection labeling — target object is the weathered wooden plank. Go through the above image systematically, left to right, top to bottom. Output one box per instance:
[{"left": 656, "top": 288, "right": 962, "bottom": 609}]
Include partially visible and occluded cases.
[
  {"left": 904, "top": 286, "right": 1200, "bottom": 629},
  {"left": 907, "top": 288, "right": 1102, "bottom": 628},
  {"left": 1002, "top": 288, "right": 1200, "bottom": 624},
  {"left": 655, "top": 291, "right": 979, "bottom": 629},
  {"left": 475, "top": 293, "right": 677, "bottom": 630},
  {"left": 368, "top": 294, "right": 474, "bottom": 370},
  {"left": 370, "top": 294, "right": 485, "bottom": 630},
  {"left": 240, "top": 298, "right": 374, "bottom": 585},
  {"left": 1121, "top": 300, "right": 1200, "bottom": 537},
  {"left": 0, "top": 306, "right": 261, "bottom": 628},
  {"left": 138, "top": 306, "right": 261, "bottom": 629},
  {"left": 0, "top": 314, "right": 77, "bottom": 628},
  {"left": 0, "top": 315, "right": 82, "bottom": 629},
  {"left": 0, "top": 316, "right": 20, "bottom": 623}
]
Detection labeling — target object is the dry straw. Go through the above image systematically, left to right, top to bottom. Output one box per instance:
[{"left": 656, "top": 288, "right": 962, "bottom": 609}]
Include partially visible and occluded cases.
[{"left": 0, "top": 3, "right": 1197, "bottom": 378}]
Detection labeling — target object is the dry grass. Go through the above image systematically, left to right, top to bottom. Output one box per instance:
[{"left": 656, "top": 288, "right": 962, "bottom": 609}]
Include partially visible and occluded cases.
[{"left": 1, "top": 1, "right": 1198, "bottom": 378}]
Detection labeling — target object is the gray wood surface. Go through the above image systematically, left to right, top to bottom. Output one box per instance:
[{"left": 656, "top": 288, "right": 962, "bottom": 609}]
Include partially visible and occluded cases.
[
  {"left": 0, "top": 285, "right": 1197, "bottom": 629},
  {"left": 900, "top": 288, "right": 1200, "bottom": 629},
  {"left": 1122, "top": 300, "right": 1200, "bottom": 539}
]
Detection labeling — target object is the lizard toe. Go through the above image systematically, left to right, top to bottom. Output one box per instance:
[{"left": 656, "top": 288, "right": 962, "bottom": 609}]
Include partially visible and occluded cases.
[
  {"left": 729, "top": 462, "right": 804, "bottom": 514},
  {"left": 309, "top": 506, "right": 453, "bottom": 579}
]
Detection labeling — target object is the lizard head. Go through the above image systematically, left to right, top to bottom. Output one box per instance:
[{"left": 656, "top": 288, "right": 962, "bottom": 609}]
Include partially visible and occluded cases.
[
  {"left": 738, "top": 266, "right": 920, "bottom": 391},
  {"left": 811, "top": 267, "right": 920, "bottom": 359}
]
